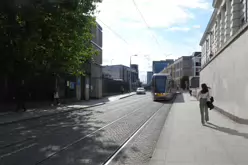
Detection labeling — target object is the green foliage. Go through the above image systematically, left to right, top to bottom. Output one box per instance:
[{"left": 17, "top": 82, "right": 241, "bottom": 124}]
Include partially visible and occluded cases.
[{"left": 0, "top": 0, "right": 101, "bottom": 78}]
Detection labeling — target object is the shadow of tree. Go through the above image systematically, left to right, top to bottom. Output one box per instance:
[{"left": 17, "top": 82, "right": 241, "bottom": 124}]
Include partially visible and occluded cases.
[
  {"left": 0, "top": 95, "right": 158, "bottom": 165},
  {"left": 0, "top": 97, "right": 109, "bottom": 125},
  {"left": 0, "top": 101, "right": 143, "bottom": 165},
  {"left": 0, "top": 106, "right": 122, "bottom": 165},
  {"left": 0, "top": 108, "right": 102, "bottom": 146},
  {"left": 38, "top": 132, "right": 124, "bottom": 165}
]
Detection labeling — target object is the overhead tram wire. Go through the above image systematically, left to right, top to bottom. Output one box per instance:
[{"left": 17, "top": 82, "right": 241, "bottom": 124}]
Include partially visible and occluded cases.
[
  {"left": 132, "top": 0, "right": 162, "bottom": 49},
  {"left": 132, "top": 0, "right": 174, "bottom": 60},
  {"left": 96, "top": 17, "right": 145, "bottom": 56},
  {"left": 97, "top": 18, "right": 130, "bottom": 45}
]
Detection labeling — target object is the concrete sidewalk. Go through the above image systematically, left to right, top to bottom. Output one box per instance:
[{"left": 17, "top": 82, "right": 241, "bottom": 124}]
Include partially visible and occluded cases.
[
  {"left": 0, "top": 92, "right": 135, "bottom": 125},
  {"left": 150, "top": 93, "right": 248, "bottom": 165}
]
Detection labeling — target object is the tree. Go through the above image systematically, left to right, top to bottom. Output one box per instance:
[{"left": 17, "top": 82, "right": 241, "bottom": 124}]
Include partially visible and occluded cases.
[{"left": 0, "top": 0, "right": 101, "bottom": 80}]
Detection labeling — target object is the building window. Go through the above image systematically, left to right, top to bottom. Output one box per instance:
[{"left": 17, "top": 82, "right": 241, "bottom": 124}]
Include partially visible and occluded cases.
[
  {"left": 246, "top": 0, "right": 248, "bottom": 22},
  {"left": 241, "top": 17, "right": 245, "bottom": 27},
  {"left": 206, "top": 39, "right": 209, "bottom": 54},
  {"left": 209, "top": 53, "right": 213, "bottom": 58},
  {"left": 195, "top": 62, "right": 201, "bottom": 66},
  {"left": 196, "top": 68, "right": 201, "bottom": 72},
  {"left": 196, "top": 72, "right": 200, "bottom": 76}
]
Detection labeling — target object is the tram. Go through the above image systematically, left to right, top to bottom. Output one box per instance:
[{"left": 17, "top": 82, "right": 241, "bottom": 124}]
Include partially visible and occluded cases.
[{"left": 151, "top": 73, "right": 176, "bottom": 101}]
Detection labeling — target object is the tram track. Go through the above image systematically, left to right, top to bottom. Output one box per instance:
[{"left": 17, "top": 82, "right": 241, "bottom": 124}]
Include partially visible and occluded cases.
[
  {"left": 0, "top": 94, "right": 175, "bottom": 165},
  {"left": 0, "top": 94, "right": 142, "bottom": 127},
  {"left": 0, "top": 95, "right": 150, "bottom": 161},
  {"left": 0, "top": 95, "right": 147, "bottom": 140},
  {"left": 102, "top": 96, "right": 175, "bottom": 165},
  {"left": 37, "top": 98, "right": 175, "bottom": 165}
]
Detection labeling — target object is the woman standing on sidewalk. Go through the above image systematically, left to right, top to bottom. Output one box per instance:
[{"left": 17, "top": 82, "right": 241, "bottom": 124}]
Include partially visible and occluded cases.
[
  {"left": 197, "top": 83, "right": 210, "bottom": 125},
  {"left": 52, "top": 88, "right": 60, "bottom": 106}
]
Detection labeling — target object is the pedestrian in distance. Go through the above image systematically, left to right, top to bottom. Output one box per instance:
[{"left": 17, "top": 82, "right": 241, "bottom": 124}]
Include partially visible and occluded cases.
[
  {"left": 197, "top": 83, "right": 210, "bottom": 125},
  {"left": 121, "top": 86, "right": 124, "bottom": 94},
  {"left": 189, "top": 86, "right": 192, "bottom": 96},
  {"left": 52, "top": 88, "right": 60, "bottom": 106}
]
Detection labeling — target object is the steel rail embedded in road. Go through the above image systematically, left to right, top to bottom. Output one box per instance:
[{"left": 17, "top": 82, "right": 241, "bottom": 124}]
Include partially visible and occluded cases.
[
  {"left": 0, "top": 93, "right": 143, "bottom": 127},
  {"left": 0, "top": 94, "right": 147, "bottom": 137},
  {"left": 0, "top": 94, "right": 146, "bottom": 138},
  {"left": 1, "top": 94, "right": 174, "bottom": 164},
  {"left": 103, "top": 94, "right": 176, "bottom": 165},
  {"left": 0, "top": 96, "right": 149, "bottom": 153},
  {"left": 32, "top": 98, "right": 154, "bottom": 165},
  {"left": 102, "top": 104, "right": 171, "bottom": 165}
]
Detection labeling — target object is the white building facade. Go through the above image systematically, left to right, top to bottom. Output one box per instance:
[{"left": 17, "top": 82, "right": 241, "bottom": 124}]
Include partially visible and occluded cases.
[
  {"left": 200, "top": 0, "right": 248, "bottom": 120},
  {"left": 200, "top": 0, "right": 248, "bottom": 67}
]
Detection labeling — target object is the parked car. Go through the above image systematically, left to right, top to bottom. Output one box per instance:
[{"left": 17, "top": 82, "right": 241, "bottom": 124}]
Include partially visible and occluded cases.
[{"left": 136, "top": 87, "right": 146, "bottom": 94}]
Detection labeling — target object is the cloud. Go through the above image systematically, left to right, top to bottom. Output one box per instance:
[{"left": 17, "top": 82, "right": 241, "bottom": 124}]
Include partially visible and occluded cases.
[
  {"left": 95, "top": 0, "right": 211, "bottom": 82},
  {"left": 96, "top": 0, "right": 200, "bottom": 29},
  {"left": 172, "top": 0, "right": 211, "bottom": 9},
  {"left": 166, "top": 25, "right": 201, "bottom": 32},
  {"left": 193, "top": 25, "right": 201, "bottom": 29},
  {"left": 167, "top": 27, "right": 191, "bottom": 32}
]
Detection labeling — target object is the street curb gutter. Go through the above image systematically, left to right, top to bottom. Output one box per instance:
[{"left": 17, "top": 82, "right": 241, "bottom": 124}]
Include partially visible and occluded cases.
[
  {"left": 0, "top": 93, "right": 136, "bottom": 126},
  {"left": 119, "top": 93, "right": 136, "bottom": 100}
]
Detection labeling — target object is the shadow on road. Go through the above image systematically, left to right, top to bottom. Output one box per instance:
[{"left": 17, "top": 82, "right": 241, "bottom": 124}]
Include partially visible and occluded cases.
[
  {"left": 0, "top": 97, "right": 110, "bottom": 117},
  {"left": 153, "top": 100, "right": 173, "bottom": 104},
  {"left": 0, "top": 106, "right": 132, "bottom": 165}
]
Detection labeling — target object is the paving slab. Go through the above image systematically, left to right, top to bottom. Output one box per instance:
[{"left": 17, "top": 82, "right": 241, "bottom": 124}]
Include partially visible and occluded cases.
[{"left": 149, "top": 93, "right": 248, "bottom": 165}]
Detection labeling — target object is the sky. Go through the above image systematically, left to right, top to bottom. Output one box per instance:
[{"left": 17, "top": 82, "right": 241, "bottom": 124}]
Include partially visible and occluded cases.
[{"left": 95, "top": 0, "right": 213, "bottom": 82}]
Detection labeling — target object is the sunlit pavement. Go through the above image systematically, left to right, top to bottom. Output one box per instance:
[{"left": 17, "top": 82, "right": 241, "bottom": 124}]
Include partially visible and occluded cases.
[
  {"left": 0, "top": 93, "right": 173, "bottom": 165},
  {"left": 149, "top": 93, "right": 248, "bottom": 165}
]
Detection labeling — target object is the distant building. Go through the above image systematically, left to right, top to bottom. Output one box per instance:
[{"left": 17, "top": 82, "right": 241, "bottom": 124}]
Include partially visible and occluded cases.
[
  {"left": 189, "top": 52, "right": 201, "bottom": 88},
  {"left": 161, "top": 54, "right": 200, "bottom": 88},
  {"left": 172, "top": 56, "right": 193, "bottom": 87},
  {"left": 152, "top": 59, "right": 174, "bottom": 73},
  {"left": 161, "top": 63, "right": 175, "bottom": 79},
  {"left": 131, "top": 64, "right": 139, "bottom": 82},
  {"left": 131, "top": 64, "right": 139, "bottom": 73},
  {"left": 102, "top": 65, "right": 139, "bottom": 90},
  {"left": 102, "top": 65, "right": 123, "bottom": 80},
  {"left": 147, "top": 71, "right": 153, "bottom": 84}
]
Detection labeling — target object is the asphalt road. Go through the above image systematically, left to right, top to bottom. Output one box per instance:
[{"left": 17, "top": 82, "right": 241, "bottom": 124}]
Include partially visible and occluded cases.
[{"left": 0, "top": 93, "right": 174, "bottom": 165}]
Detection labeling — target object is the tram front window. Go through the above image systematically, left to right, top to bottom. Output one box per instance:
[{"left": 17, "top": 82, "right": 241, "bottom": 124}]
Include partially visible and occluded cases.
[{"left": 154, "top": 76, "right": 167, "bottom": 93}]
